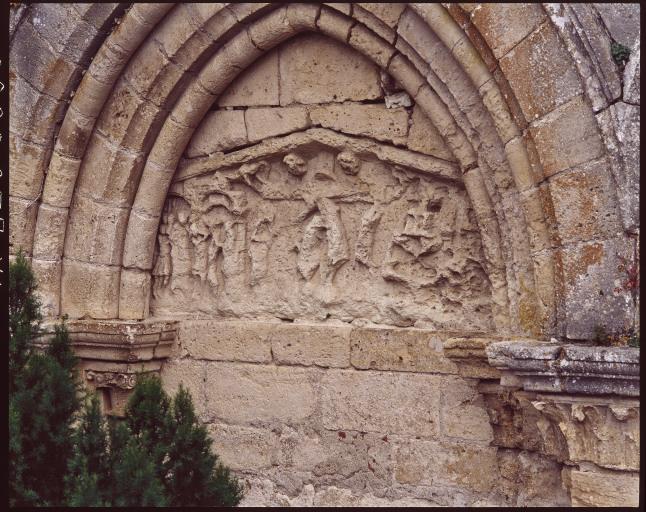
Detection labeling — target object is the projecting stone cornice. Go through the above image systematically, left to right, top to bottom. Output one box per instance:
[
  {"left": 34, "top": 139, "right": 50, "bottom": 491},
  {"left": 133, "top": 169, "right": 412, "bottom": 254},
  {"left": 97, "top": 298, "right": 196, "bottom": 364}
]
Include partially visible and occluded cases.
[{"left": 486, "top": 340, "right": 640, "bottom": 397}]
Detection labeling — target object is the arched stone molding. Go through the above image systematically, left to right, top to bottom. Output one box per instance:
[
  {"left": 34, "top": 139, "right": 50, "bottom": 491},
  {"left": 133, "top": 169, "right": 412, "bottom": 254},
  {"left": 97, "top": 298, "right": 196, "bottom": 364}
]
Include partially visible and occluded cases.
[{"left": 10, "top": 3, "right": 635, "bottom": 341}]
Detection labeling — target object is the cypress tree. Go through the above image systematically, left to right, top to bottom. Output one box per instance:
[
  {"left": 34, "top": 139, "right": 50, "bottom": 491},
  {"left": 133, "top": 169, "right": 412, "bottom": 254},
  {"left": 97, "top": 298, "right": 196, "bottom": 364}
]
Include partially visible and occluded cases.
[{"left": 165, "top": 385, "right": 244, "bottom": 506}]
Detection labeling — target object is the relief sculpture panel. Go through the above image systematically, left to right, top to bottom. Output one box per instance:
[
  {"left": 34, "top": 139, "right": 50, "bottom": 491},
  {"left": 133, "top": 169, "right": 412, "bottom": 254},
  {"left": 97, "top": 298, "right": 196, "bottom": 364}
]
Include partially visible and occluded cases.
[{"left": 152, "top": 139, "right": 493, "bottom": 330}]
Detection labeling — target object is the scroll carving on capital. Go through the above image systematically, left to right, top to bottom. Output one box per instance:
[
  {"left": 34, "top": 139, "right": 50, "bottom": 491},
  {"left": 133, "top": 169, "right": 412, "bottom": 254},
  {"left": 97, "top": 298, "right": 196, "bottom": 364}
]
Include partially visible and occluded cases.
[
  {"left": 152, "top": 138, "right": 493, "bottom": 329},
  {"left": 86, "top": 370, "right": 138, "bottom": 390}
]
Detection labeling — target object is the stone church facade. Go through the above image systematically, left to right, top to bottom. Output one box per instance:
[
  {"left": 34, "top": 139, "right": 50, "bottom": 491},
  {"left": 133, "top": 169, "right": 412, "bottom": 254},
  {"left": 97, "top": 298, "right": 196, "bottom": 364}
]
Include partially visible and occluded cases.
[{"left": 9, "top": 3, "right": 640, "bottom": 506}]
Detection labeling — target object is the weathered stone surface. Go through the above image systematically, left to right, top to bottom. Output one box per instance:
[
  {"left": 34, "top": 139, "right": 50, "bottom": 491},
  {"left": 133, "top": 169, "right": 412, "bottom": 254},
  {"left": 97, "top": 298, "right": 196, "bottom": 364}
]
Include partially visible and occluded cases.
[
  {"left": 594, "top": 3, "right": 641, "bottom": 49},
  {"left": 471, "top": 4, "right": 546, "bottom": 60},
  {"left": 500, "top": 22, "right": 583, "bottom": 121},
  {"left": 279, "top": 33, "right": 381, "bottom": 105},
  {"left": 623, "top": 41, "right": 640, "bottom": 105},
  {"left": 219, "top": 49, "right": 280, "bottom": 107},
  {"left": 529, "top": 95, "right": 605, "bottom": 177},
  {"left": 310, "top": 103, "right": 409, "bottom": 145},
  {"left": 407, "top": 105, "right": 455, "bottom": 161},
  {"left": 246, "top": 106, "right": 310, "bottom": 143},
  {"left": 186, "top": 110, "right": 248, "bottom": 157},
  {"left": 9, "top": 133, "right": 50, "bottom": 200},
  {"left": 548, "top": 158, "right": 621, "bottom": 243},
  {"left": 9, "top": 196, "right": 38, "bottom": 255},
  {"left": 32, "top": 205, "right": 68, "bottom": 258},
  {"left": 31, "top": 258, "right": 62, "bottom": 317},
  {"left": 60, "top": 260, "right": 120, "bottom": 319},
  {"left": 118, "top": 269, "right": 151, "bottom": 320},
  {"left": 178, "top": 320, "right": 273, "bottom": 363},
  {"left": 271, "top": 323, "right": 350, "bottom": 368},
  {"left": 350, "top": 327, "right": 458, "bottom": 374},
  {"left": 160, "top": 358, "right": 207, "bottom": 418},
  {"left": 205, "top": 363, "right": 317, "bottom": 424},
  {"left": 321, "top": 370, "right": 441, "bottom": 436},
  {"left": 440, "top": 377, "right": 493, "bottom": 442},
  {"left": 208, "top": 423, "right": 280, "bottom": 470},
  {"left": 394, "top": 438, "right": 499, "bottom": 493},
  {"left": 569, "top": 468, "right": 640, "bottom": 507}
]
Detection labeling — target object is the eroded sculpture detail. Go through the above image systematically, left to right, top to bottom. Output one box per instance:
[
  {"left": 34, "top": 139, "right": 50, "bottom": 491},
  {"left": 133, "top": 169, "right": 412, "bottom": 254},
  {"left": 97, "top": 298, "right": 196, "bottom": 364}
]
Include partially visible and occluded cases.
[{"left": 152, "top": 144, "right": 493, "bottom": 329}]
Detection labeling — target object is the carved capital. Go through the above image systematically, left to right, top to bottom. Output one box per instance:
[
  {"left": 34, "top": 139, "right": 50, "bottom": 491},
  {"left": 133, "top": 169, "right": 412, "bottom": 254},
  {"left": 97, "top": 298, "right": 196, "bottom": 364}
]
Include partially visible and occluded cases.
[{"left": 86, "top": 370, "right": 138, "bottom": 390}]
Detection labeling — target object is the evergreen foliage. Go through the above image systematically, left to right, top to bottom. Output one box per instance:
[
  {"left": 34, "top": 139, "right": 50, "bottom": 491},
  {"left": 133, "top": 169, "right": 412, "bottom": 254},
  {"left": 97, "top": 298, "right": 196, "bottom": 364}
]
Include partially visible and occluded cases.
[{"left": 9, "top": 254, "right": 243, "bottom": 507}]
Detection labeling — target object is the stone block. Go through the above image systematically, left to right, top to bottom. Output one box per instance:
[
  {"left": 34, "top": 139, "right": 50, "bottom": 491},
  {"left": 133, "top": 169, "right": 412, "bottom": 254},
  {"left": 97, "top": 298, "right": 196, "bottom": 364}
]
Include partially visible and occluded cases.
[
  {"left": 357, "top": 3, "right": 406, "bottom": 28},
  {"left": 594, "top": 3, "right": 641, "bottom": 48},
  {"left": 471, "top": 4, "right": 546, "bottom": 60},
  {"left": 316, "top": 6, "right": 354, "bottom": 41},
  {"left": 10, "top": 20, "right": 82, "bottom": 100},
  {"left": 500, "top": 22, "right": 583, "bottom": 121},
  {"left": 348, "top": 23, "right": 395, "bottom": 69},
  {"left": 279, "top": 33, "right": 381, "bottom": 105},
  {"left": 623, "top": 42, "right": 640, "bottom": 105},
  {"left": 219, "top": 49, "right": 280, "bottom": 107},
  {"left": 9, "top": 73, "right": 67, "bottom": 145},
  {"left": 95, "top": 79, "right": 165, "bottom": 153},
  {"left": 529, "top": 95, "right": 605, "bottom": 177},
  {"left": 310, "top": 103, "right": 409, "bottom": 145},
  {"left": 407, "top": 105, "right": 456, "bottom": 161},
  {"left": 55, "top": 106, "right": 95, "bottom": 159},
  {"left": 246, "top": 106, "right": 310, "bottom": 143},
  {"left": 186, "top": 110, "right": 247, "bottom": 157},
  {"left": 9, "top": 133, "right": 50, "bottom": 200},
  {"left": 76, "top": 134, "right": 145, "bottom": 207},
  {"left": 548, "top": 158, "right": 621, "bottom": 243},
  {"left": 64, "top": 194, "right": 130, "bottom": 266},
  {"left": 9, "top": 196, "right": 38, "bottom": 255},
  {"left": 32, "top": 204, "right": 68, "bottom": 258},
  {"left": 121, "top": 209, "right": 160, "bottom": 271},
  {"left": 560, "top": 237, "right": 635, "bottom": 340},
  {"left": 31, "top": 258, "right": 62, "bottom": 317},
  {"left": 60, "top": 259, "right": 120, "bottom": 319},
  {"left": 118, "top": 268, "right": 151, "bottom": 320},
  {"left": 178, "top": 320, "right": 273, "bottom": 363},
  {"left": 271, "top": 323, "right": 351, "bottom": 368},
  {"left": 350, "top": 327, "right": 458, "bottom": 374},
  {"left": 160, "top": 358, "right": 207, "bottom": 418},
  {"left": 205, "top": 363, "right": 317, "bottom": 425},
  {"left": 321, "top": 369, "right": 441, "bottom": 436},
  {"left": 440, "top": 376, "right": 493, "bottom": 442},
  {"left": 208, "top": 423, "right": 279, "bottom": 471},
  {"left": 393, "top": 438, "right": 499, "bottom": 493},
  {"left": 570, "top": 469, "right": 639, "bottom": 507}
]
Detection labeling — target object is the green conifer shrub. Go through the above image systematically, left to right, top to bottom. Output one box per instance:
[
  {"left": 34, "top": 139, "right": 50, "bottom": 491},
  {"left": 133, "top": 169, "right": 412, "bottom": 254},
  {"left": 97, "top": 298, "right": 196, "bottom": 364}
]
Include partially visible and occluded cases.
[{"left": 9, "top": 254, "right": 243, "bottom": 507}]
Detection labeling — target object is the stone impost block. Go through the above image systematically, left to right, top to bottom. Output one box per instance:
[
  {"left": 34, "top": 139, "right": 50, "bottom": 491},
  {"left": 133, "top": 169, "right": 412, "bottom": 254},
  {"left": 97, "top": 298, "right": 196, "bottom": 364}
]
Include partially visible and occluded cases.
[
  {"left": 279, "top": 33, "right": 381, "bottom": 106},
  {"left": 219, "top": 50, "right": 280, "bottom": 107},
  {"left": 529, "top": 95, "right": 604, "bottom": 178},
  {"left": 310, "top": 103, "right": 409, "bottom": 146},
  {"left": 246, "top": 106, "right": 310, "bottom": 143},
  {"left": 187, "top": 110, "right": 248, "bottom": 157},
  {"left": 32, "top": 204, "right": 68, "bottom": 259},
  {"left": 60, "top": 259, "right": 120, "bottom": 319},
  {"left": 118, "top": 268, "right": 151, "bottom": 320},
  {"left": 178, "top": 320, "right": 273, "bottom": 363},
  {"left": 271, "top": 323, "right": 351, "bottom": 368},
  {"left": 350, "top": 327, "right": 458, "bottom": 374},
  {"left": 205, "top": 363, "right": 317, "bottom": 425},
  {"left": 321, "top": 369, "right": 441, "bottom": 436}
]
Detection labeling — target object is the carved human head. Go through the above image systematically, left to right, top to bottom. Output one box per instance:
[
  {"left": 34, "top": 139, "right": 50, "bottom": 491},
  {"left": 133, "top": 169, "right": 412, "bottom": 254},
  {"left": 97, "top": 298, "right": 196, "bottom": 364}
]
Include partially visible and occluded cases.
[
  {"left": 336, "top": 150, "right": 360, "bottom": 175},
  {"left": 283, "top": 153, "right": 307, "bottom": 176}
]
